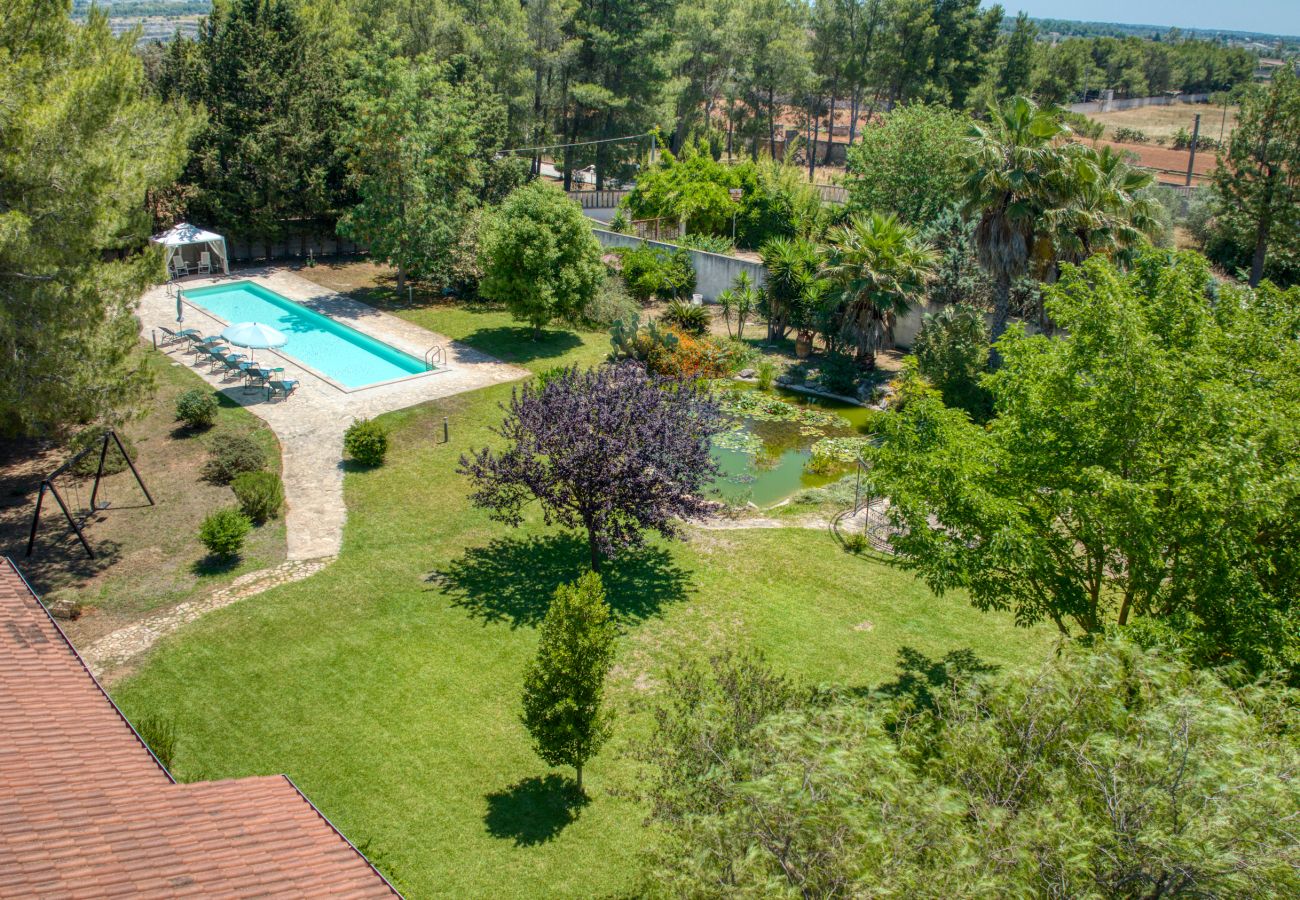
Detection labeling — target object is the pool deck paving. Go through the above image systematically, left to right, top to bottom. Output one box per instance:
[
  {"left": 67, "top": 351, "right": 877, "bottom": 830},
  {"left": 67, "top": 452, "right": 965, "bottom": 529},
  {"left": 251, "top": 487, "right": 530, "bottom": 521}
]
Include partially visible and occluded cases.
[{"left": 137, "top": 267, "right": 529, "bottom": 562}]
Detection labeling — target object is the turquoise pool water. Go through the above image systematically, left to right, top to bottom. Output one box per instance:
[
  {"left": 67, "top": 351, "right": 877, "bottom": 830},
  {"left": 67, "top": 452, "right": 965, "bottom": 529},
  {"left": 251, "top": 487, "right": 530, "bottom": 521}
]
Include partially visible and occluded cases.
[{"left": 181, "top": 281, "right": 429, "bottom": 389}]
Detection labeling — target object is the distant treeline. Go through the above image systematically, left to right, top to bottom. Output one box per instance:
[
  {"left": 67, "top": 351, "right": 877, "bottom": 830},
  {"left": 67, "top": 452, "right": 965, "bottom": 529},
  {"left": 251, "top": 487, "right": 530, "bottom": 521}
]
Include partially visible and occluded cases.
[
  {"left": 72, "top": 0, "right": 210, "bottom": 17},
  {"left": 1025, "top": 17, "right": 1300, "bottom": 48}
]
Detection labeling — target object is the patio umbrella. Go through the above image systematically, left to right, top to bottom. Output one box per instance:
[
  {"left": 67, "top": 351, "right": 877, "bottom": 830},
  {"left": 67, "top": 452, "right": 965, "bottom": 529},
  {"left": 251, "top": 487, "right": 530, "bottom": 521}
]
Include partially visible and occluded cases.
[
  {"left": 220, "top": 321, "right": 286, "bottom": 363},
  {"left": 221, "top": 321, "right": 287, "bottom": 349}
]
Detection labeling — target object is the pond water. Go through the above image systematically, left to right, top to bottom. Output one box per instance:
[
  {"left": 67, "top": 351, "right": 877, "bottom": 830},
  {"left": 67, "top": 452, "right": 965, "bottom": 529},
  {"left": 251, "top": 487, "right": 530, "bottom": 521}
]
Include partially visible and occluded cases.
[{"left": 708, "top": 383, "right": 875, "bottom": 507}]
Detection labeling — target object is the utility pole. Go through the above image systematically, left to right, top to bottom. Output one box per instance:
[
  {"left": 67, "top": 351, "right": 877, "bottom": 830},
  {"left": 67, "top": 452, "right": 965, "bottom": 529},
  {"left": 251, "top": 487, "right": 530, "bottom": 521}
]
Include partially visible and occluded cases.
[{"left": 1185, "top": 113, "right": 1201, "bottom": 187}]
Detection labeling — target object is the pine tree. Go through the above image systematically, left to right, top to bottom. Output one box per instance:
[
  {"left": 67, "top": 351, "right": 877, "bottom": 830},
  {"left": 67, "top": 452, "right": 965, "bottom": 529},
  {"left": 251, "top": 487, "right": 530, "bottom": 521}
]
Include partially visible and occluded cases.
[
  {"left": 155, "top": 0, "right": 349, "bottom": 244},
  {"left": 0, "top": 2, "right": 197, "bottom": 436},
  {"left": 999, "top": 13, "right": 1037, "bottom": 99},
  {"left": 1212, "top": 68, "right": 1300, "bottom": 287},
  {"left": 520, "top": 572, "right": 617, "bottom": 793}
]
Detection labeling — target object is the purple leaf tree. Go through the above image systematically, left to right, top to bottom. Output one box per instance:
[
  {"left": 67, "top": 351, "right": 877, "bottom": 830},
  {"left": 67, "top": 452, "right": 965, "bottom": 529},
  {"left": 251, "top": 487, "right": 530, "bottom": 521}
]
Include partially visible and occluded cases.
[{"left": 459, "top": 363, "right": 723, "bottom": 570}]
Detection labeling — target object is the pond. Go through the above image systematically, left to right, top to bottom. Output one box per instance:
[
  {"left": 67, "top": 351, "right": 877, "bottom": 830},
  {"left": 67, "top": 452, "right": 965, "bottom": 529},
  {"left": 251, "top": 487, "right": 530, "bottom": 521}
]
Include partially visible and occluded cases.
[{"left": 709, "top": 382, "right": 876, "bottom": 507}]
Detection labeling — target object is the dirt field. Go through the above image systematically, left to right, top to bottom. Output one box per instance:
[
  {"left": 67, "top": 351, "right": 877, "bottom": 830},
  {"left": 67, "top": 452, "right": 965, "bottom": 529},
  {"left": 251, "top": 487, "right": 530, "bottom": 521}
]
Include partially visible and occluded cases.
[{"left": 1089, "top": 102, "right": 1238, "bottom": 144}]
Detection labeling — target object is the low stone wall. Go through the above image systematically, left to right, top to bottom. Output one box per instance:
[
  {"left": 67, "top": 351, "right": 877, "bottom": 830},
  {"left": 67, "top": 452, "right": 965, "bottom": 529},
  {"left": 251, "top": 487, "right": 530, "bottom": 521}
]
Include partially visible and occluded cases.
[{"left": 590, "top": 228, "right": 767, "bottom": 302}]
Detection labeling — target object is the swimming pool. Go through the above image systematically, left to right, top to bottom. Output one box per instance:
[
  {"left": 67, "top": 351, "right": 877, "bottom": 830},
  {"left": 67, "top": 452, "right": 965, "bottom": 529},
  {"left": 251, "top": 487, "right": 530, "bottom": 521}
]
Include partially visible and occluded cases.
[{"left": 181, "top": 281, "right": 430, "bottom": 389}]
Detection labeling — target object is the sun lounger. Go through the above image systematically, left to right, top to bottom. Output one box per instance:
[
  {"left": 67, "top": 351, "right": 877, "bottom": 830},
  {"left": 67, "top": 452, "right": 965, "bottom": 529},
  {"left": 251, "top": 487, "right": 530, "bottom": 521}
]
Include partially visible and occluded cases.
[
  {"left": 158, "top": 326, "right": 199, "bottom": 347},
  {"left": 196, "top": 344, "right": 226, "bottom": 368},
  {"left": 203, "top": 346, "right": 235, "bottom": 372},
  {"left": 213, "top": 350, "right": 247, "bottom": 377},
  {"left": 242, "top": 364, "right": 283, "bottom": 393},
  {"left": 266, "top": 379, "right": 299, "bottom": 401}
]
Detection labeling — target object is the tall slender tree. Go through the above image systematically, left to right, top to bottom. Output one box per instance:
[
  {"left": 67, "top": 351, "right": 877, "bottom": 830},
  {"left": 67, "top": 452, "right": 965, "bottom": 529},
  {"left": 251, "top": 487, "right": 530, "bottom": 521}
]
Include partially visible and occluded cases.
[
  {"left": 156, "top": 0, "right": 348, "bottom": 244},
  {"left": 998, "top": 13, "right": 1037, "bottom": 99},
  {"left": 1213, "top": 68, "right": 1300, "bottom": 287},
  {"left": 961, "top": 96, "right": 1066, "bottom": 360},
  {"left": 521, "top": 572, "right": 617, "bottom": 794}
]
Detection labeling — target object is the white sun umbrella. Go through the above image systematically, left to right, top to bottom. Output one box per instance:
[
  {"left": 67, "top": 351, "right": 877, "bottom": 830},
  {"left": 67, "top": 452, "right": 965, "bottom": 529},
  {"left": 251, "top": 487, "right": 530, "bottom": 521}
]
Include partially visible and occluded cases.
[{"left": 220, "top": 322, "right": 286, "bottom": 364}]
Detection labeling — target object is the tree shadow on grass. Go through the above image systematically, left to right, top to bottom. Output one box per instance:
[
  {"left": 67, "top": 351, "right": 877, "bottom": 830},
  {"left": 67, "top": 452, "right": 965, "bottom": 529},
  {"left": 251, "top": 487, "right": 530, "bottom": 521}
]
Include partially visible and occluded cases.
[
  {"left": 459, "top": 326, "right": 583, "bottom": 365},
  {"left": 430, "top": 532, "right": 691, "bottom": 628},
  {"left": 861, "top": 646, "right": 1000, "bottom": 713},
  {"left": 484, "top": 774, "right": 590, "bottom": 846}
]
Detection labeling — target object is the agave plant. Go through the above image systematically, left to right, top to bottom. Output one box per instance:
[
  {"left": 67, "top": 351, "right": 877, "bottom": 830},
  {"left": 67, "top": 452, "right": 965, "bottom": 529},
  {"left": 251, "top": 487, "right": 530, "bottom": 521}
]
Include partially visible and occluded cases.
[{"left": 661, "top": 300, "right": 711, "bottom": 336}]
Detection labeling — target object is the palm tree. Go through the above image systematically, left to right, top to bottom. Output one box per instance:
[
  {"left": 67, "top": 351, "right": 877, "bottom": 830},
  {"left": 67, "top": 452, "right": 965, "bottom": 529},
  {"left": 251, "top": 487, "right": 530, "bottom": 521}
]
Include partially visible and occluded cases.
[
  {"left": 961, "top": 96, "right": 1067, "bottom": 361},
  {"left": 1041, "top": 144, "right": 1160, "bottom": 276},
  {"left": 823, "top": 212, "right": 937, "bottom": 369},
  {"left": 759, "top": 236, "right": 820, "bottom": 341}
]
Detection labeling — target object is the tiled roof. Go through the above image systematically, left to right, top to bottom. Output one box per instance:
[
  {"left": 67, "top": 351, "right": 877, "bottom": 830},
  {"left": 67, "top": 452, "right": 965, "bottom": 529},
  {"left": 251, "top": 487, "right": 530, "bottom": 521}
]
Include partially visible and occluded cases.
[{"left": 0, "top": 559, "right": 398, "bottom": 899}]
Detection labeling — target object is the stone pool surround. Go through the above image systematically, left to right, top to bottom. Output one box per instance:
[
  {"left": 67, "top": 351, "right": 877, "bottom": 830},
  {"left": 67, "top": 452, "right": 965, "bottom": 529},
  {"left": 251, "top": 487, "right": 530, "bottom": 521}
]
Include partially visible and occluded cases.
[{"left": 137, "top": 267, "right": 529, "bottom": 562}]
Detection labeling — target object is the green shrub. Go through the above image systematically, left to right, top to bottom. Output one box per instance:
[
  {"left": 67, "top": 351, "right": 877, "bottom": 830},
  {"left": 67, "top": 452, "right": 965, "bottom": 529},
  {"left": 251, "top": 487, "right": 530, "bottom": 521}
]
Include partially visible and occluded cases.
[
  {"left": 1112, "top": 126, "right": 1149, "bottom": 144},
  {"left": 676, "top": 233, "right": 735, "bottom": 254},
  {"left": 617, "top": 245, "right": 697, "bottom": 302},
  {"left": 618, "top": 245, "right": 666, "bottom": 302},
  {"left": 661, "top": 248, "right": 697, "bottom": 299},
  {"left": 582, "top": 276, "right": 640, "bottom": 328},
  {"left": 661, "top": 300, "right": 710, "bottom": 336},
  {"left": 912, "top": 303, "right": 993, "bottom": 421},
  {"left": 819, "top": 353, "right": 859, "bottom": 396},
  {"left": 175, "top": 389, "right": 219, "bottom": 430},
  {"left": 344, "top": 418, "right": 389, "bottom": 466},
  {"left": 68, "top": 426, "right": 136, "bottom": 476},
  {"left": 201, "top": 435, "right": 268, "bottom": 485},
  {"left": 231, "top": 470, "right": 284, "bottom": 523},
  {"left": 198, "top": 506, "right": 251, "bottom": 558},
  {"left": 842, "top": 531, "right": 868, "bottom": 554},
  {"left": 134, "top": 715, "right": 179, "bottom": 769}
]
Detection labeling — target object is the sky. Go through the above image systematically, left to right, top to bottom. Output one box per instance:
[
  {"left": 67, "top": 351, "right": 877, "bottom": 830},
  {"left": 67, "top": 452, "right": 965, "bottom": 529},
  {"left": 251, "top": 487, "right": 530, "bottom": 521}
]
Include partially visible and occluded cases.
[{"left": 998, "top": 1, "right": 1300, "bottom": 36}]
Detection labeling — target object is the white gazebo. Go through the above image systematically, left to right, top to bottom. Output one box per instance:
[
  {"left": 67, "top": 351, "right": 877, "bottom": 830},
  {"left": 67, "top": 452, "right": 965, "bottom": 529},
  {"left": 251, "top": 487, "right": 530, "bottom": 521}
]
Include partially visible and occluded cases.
[{"left": 151, "top": 222, "right": 229, "bottom": 278}]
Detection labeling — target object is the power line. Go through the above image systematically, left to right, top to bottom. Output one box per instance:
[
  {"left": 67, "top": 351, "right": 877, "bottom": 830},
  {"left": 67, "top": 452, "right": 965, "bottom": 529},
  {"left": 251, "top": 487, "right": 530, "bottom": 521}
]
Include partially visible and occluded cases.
[{"left": 498, "top": 132, "right": 656, "bottom": 155}]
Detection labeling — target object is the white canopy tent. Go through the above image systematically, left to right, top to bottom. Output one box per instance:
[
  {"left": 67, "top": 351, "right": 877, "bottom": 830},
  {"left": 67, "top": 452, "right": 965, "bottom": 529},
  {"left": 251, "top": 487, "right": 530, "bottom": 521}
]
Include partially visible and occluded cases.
[{"left": 151, "top": 222, "right": 229, "bottom": 277}]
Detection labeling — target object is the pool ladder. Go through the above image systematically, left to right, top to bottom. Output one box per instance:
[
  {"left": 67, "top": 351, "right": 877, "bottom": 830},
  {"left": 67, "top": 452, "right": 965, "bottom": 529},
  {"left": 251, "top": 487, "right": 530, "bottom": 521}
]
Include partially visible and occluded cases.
[{"left": 424, "top": 345, "right": 445, "bottom": 370}]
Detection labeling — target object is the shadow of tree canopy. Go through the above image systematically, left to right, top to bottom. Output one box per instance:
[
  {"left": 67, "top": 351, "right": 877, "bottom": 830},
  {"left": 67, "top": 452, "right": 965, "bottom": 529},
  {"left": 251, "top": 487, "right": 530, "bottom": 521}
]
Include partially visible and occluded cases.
[
  {"left": 459, "top": 326, "right": 584, "bottom": 365},
  {"left": 430, "top": 532, "right": 691, "bottom": 628},
  {"left": 867, "top": 646, "right": 1000, "bottom": 713},
  {"left": 483, "top": 774, "right": 589, "bottom": 846}
]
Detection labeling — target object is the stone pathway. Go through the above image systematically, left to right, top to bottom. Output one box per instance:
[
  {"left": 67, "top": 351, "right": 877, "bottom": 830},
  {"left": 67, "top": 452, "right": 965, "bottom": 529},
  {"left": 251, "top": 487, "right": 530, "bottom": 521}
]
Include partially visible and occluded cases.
[
  {"left": 138, "top": 267, "right": 529, "bottom": 560},
  {"left": 83, "top": 557, "right": 333, "bottom": 676}
]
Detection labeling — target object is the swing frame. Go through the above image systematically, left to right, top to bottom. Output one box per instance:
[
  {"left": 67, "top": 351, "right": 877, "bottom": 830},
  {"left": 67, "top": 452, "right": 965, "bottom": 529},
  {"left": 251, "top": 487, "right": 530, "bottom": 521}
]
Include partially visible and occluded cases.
[{"left": 26, "top": 429, "right": 154, "bottom": 560}]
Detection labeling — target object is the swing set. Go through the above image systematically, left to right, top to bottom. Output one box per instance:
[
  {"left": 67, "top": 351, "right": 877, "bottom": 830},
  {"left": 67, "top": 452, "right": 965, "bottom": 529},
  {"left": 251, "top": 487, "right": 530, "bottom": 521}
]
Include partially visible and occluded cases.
[{"left": 26, "top": 429, "right": 154, "bottom": 560}]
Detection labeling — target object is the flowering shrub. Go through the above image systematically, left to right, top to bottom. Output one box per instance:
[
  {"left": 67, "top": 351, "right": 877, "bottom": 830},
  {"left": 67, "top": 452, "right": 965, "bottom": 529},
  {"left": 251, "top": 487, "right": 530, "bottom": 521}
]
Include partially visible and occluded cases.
[{"left": 649, "top": 329, "right": 747, "bottom": 380}]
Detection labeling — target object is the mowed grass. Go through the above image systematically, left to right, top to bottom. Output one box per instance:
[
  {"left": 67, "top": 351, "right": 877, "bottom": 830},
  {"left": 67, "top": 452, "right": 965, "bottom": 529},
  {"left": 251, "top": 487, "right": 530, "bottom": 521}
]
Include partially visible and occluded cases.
[{"left": 110, "top": 323, "right": 1053, "bottom": 898}]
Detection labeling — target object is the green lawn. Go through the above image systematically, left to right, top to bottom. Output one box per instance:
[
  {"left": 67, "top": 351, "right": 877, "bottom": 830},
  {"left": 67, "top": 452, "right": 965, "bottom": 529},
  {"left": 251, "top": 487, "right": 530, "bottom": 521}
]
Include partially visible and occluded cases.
[{"left": 110, "top": 321, "right": 1052, "bottom": 898}]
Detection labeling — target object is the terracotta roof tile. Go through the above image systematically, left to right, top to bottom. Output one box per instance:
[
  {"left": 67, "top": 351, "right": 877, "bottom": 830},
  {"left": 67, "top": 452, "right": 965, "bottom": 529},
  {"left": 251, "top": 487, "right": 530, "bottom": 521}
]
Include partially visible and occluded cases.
[{"left": 0, "top": 559, "right": 399, "bottom": 899}]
